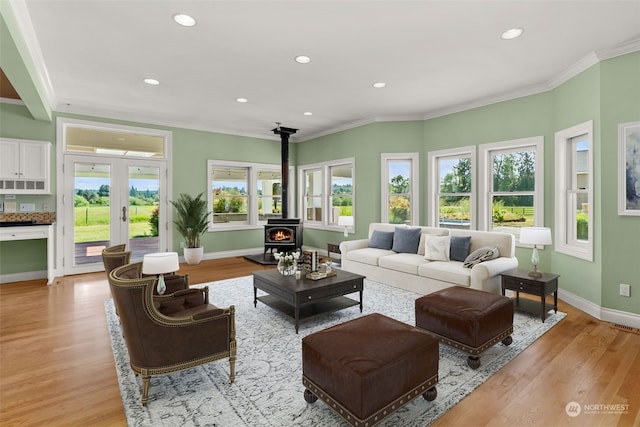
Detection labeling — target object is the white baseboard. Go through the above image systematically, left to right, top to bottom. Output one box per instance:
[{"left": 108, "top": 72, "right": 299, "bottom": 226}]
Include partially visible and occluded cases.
[
  {"left": 0, "top": 270, "right": 47, "bottom": 284},
  {"left": 558, "top": 288, "right": 640, "bottom": 329}
]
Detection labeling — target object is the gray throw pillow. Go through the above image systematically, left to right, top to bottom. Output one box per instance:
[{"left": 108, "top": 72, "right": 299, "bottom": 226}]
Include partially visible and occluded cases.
[
  {"left": 392, "top": 226, "right": 422, "bottom": 254},
  {"left": 369, "top": 230, "right": 394, "bottom": 250},
  {"left": 450, "top": 236, "right": 472, "bottom": 262},
  {"left": 463, "top": 246, "right": 499, "bottom": 268}
]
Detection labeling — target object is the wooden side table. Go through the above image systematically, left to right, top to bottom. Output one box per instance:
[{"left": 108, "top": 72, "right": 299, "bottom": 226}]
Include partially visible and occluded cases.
[{"left": 500, "top": 268, "right": 559, "bottom": 322}]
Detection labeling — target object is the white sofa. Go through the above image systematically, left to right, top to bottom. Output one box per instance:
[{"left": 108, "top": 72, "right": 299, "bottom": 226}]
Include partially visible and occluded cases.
[{"left": 339, "top": 223, "right": 518, "bottom": 295}]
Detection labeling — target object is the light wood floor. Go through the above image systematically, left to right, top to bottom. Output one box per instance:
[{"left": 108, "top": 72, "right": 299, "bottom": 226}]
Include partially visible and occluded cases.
[{"left": 1, "top": 257, "right": 638, "bottom": 426}]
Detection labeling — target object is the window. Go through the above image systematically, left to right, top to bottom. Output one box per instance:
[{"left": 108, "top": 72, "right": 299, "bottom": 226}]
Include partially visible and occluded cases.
[
  {"left": 555, "top": 121, "right": 593, "bottom": 261},
  {"left": 479, "top": 137, "right": 544, "bottom": 240},
  {"left": 428, "top": 147, "right": 475, "bottom": 229},
  {"left": 381, "top": 153, "right": 419, "bottom": 225},
  {"left": 299, "top": 158, "right": 355, "bottom": 230},
  {"left": 208, "top": 160, "right": 283, "bottom": 229},
  {"left": 211, "top": 165, "right": 249, "bottom": 225},
  {"left": 330, "top": 165, "right": 353, "bottom": 226},
  {"left": 257, "top": 168, "right": 282, "bottom": 221},
  {"left": 304, "top": 168, "right": 323, "bottom": 222}
]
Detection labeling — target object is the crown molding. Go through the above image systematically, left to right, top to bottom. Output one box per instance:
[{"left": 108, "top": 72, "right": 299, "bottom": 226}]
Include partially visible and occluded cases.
[
  {"left": 596, "top": 37, "right": 640, "bottom": 61},
  {"left": 420, "top": 38, "right": 640, "bottom": 123},
  {"left": 546, "top": 51, "right": 600, "bottom": 90},
  {"left": 421, "top": 81, "right": 552, "bottom": 121},
  {"left": 55, "top": 103, "right": 279, "bottom": 142},
  {"left": 297, "top": 117, "right": 377, "bottom": 142}
]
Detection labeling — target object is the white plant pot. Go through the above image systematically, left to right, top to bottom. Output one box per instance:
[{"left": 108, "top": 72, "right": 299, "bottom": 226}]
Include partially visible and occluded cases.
[{"left": 183, "top": 246, "right": 204, "bottom": 265}]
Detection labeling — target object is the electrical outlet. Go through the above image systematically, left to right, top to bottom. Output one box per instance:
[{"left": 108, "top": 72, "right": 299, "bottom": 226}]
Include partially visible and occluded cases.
[
  {"left": 20, "top": 203, "right": 36, "bottom": 212},
  {"left": 43, "top": 203, "right": 50, "bottom": 211},
  {"left": 620, "top": 283, "right": 631, "bottom": 297}
]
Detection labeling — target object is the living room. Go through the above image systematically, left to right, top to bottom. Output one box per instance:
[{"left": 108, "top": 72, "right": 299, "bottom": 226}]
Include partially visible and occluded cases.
[{"left": 1, "top": 1, "right": 639, "bottom": 426}]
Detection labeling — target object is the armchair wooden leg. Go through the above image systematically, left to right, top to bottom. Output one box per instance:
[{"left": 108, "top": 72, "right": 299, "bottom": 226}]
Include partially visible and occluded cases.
[
  {"left": 229, "top": 354, "right": 236, "bottom": 383},
  {"left": 141, "top": 371, "right": 151, "bottom": 406}
]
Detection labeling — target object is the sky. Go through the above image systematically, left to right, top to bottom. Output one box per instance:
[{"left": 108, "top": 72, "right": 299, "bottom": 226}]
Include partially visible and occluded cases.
[{"left": 75, "top": 177, "right": 159, "bottom": 191}]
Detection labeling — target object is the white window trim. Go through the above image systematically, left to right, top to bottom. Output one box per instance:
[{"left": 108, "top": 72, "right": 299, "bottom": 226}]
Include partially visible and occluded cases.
[
  {"left": 554, "top": 120, "right": 593, "bottom": 261},
  {"left": 478, "top": 136, "right": 544, "bottom": 244},
  {"left": 427, "top": 146, "right": 476, "bottom": 229},
  {"left": 381, "top": 153, "right": 419, "bottom": 225},
  {"left": 298, "top": 157, "right": 355, "bottom": 232},
  {"left": 207, "top": 159, "right": 285, "bottom": 231}
]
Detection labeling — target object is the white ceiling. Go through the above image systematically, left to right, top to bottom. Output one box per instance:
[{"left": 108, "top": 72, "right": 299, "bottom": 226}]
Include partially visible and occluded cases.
[{"left": 13, "top": 0, "right": 640, "bottom": 141}]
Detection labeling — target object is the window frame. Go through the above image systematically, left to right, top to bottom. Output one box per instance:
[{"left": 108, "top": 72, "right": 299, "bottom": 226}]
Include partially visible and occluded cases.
[
  {"left": 554, "top": 120, "right": 594, "bottom": 261},
  {"left": 478, "top": 136, "right": 544, "bottom": 244},
  {"left": 427, "top": 146, "right": 476, "bottom": 229},
  {"left": 381, "top": 153, "right": 419, "bottom": 225},
  {"left": 298, "top": 157, "right": 355, "bottom": 232},
  {"left": 207, "top": 160, "right": 286, "bottom": 231}
]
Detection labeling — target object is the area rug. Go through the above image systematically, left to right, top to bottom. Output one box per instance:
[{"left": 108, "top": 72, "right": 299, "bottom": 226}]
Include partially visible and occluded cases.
[{"left": 105, "top": 276, "right": 565, "bottom": 427}]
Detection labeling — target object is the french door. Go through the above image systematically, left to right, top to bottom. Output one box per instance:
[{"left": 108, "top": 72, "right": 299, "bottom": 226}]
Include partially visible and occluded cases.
[{"left": 62, "top": 154, "right": 168, "bottom": 275}]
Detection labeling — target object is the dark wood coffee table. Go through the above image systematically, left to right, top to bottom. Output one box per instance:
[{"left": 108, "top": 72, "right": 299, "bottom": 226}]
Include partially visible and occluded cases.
[{"left": 252, "top": 269, "right": 365, "bottom": 333}]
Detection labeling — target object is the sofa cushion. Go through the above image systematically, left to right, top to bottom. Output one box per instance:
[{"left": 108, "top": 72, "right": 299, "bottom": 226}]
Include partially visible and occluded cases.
[
  {"left": 392, "top": 226, "right": 422, "bottom": 253},
  {"left": 369, "top": 230, "right": 394, "bottom": 250},
  {"left": 425, "top": 235, "right": 451, "bottom": 261},
  {"left": 449, "top": 236, "right": 472, "bottom": 262},
  {"left": 463, "top": 246, "right": 499, "bottom": 268},
  {"left": 347, "top": 247, "right": 395, "bottom": 266},
  {"left": 378, "top": 253, "right": 427, "bottom": 275},
  {"left": 418, "top": 261, "right": 471, "bottom": 287}
]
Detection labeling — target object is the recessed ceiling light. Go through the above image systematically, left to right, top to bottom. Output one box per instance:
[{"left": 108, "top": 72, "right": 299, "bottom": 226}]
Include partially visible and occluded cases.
[
  {"left": 173, "top": 13, "right": 197, "bottom": 27},
  {"left": 501, "top": 28, "right": 524, "bottom": 40},
  {"left": 295, "top": 55, "right": 312, "bottom": 64},
  {"left": 143, "top": 78, "right": 160, "bottom": 85},
  {"left": 372, "top": 82, "right": 386, "bottom": 89},
  {"left": 236, "top": 98, "right": 248, "bottom": 103},
  {"left": 303, "top": 112, "right": 313, "bottom": 116}
]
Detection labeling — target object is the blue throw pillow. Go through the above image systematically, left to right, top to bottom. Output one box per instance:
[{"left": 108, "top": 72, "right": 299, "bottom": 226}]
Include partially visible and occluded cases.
[
  {"left": 392, "top": 227, "right": 422, "bottom": 254},
  {"left": 369, "top": 230, "right": 394, "bottom": 250},
  {"left": 450, "top": 236, "right": 472, "bottom": 262}
]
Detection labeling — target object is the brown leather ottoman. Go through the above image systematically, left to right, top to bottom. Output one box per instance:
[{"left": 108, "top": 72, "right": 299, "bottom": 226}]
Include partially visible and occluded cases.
[
  {"left": 415, "top": 287, "right": 513, "bottom": 369},
  {"left": 302, "top": 313, "right": 438, "bottom": 426}
]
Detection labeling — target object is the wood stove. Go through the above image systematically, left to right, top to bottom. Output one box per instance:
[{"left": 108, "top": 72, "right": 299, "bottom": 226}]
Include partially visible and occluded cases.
[{"left": 264, "top": 218, "right": 303, "bottom": 256}]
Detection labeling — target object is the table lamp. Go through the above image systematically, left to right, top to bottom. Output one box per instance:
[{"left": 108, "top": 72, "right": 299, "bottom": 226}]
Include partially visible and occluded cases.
[
  {"left": 338, "top": 216, "right": 354, "bottom": 239},
  {"left": 519, "top": 227, "right": 552, "bottom": 278},
  {"left": 143, "top": 252, "right": 180, "bottom": 295}
]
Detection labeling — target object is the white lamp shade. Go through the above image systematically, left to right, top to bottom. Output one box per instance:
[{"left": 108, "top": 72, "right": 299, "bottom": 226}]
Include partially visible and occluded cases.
[
  {"left": 338, "top": 216, "right": 354, "bottom": 227},
  {"left": 519, "top": 227, "right": 552, "bottom": 246},
  {"left": 142, "top": 252, "right": 180, "bottom": 275}
]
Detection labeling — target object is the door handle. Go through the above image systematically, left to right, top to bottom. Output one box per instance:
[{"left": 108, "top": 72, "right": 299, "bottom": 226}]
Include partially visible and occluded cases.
[{"left": 122, "top": 206, "right": 127, "bottom": 222}]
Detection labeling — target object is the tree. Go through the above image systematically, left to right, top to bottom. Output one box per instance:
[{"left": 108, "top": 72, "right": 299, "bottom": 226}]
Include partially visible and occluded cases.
[
  {"left": 389, "top": 175, "right": 409, "bottom": 194},
  {"left": 98, "top": 184, "right": 110, "bottom": 197}
]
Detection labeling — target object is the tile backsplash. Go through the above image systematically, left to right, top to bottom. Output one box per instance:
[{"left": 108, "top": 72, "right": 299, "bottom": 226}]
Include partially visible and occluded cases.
[{"left": 0, "top": 212, "right": 56, "bottom": 224}]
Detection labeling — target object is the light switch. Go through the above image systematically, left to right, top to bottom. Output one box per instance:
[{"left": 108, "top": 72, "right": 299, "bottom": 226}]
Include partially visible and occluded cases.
[{"left": 20, "top": 203, "right": 36, "bottom": 212}]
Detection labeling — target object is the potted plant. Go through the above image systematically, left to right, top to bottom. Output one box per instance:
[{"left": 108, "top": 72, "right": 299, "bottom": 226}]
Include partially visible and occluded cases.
[{"left": 170, "top": 192, "right": 211, "bottom": 265}]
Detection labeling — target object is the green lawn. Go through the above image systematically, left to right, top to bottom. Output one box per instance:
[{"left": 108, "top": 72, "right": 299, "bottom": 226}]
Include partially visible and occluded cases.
[{"left": 74, "top": 205, "right": 156, "bottom": 243}]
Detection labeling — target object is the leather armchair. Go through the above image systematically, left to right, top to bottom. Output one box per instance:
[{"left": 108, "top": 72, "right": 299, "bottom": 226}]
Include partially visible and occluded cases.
[
  {"left": 102, "top": 244, "right": 131, "bottom": 275},
  {"left": 108, "top": 262, "right": 236, "bottom": 405}
]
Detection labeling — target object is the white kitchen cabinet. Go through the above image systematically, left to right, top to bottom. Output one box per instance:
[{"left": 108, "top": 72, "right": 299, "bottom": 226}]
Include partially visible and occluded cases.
[{"left": 0, "top": 138, "right": 51, "bottom": 194}]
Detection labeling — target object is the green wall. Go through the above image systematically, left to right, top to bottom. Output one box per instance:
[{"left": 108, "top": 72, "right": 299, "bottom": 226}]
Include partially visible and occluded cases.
[
  {"left": 600, "top": 53, "right": 640, "bottom": 313},
  {"left": 551, "top": 64, "right": 602, "bottom": 304},
  {"left": 297, "top": 121, "right": 424, "bottom": 248}
]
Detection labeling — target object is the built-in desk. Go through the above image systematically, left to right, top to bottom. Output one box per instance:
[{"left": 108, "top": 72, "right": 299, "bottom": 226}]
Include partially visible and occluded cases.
[{"left": 0, "top": 224, "right": 55, "bottom": 284}]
